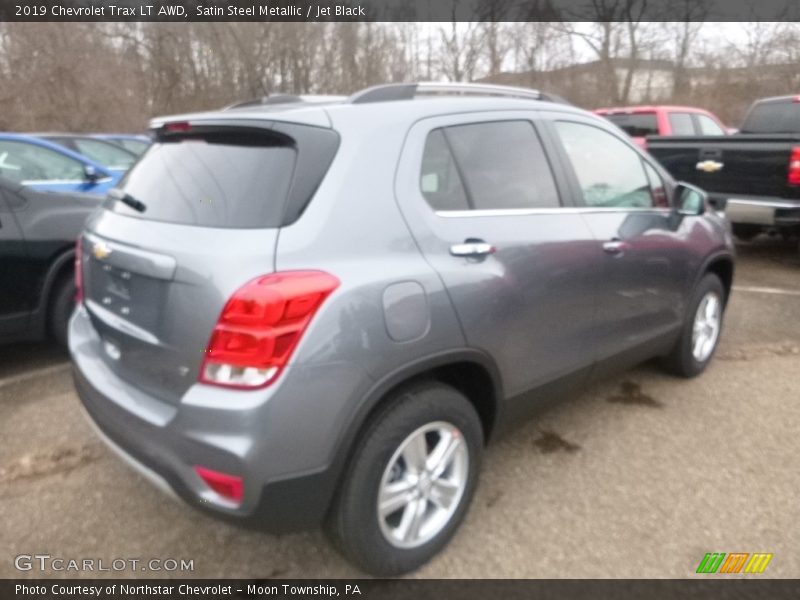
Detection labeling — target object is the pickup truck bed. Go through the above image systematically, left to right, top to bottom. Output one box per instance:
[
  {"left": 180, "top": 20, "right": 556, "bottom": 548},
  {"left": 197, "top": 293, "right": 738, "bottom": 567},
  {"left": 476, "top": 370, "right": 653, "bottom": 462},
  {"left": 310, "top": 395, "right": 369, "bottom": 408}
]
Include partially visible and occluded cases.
[
  {"left": 645, "top": 96, "right": 800, "bottom": 240},
  {"left": 648, "top": 134, "right": 800, "bottom": 234}
]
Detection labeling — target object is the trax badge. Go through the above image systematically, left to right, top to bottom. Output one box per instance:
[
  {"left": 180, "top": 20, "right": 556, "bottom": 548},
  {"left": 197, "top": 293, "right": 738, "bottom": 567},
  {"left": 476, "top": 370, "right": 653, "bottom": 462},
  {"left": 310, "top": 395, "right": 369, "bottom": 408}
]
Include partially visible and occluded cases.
[
  {"left": 696, "top": 160, "right": 724, "bottom": 173},
  {"left": 92, "top": 241, "right": 112, "bottom": 260}
]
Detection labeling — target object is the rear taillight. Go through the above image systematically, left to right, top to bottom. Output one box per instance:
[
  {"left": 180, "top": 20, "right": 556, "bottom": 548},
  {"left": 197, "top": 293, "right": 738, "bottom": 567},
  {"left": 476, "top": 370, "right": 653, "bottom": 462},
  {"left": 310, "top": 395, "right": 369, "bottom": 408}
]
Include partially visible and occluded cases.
[
  {"left": 164, "top": 121, "right": 192, "bottom": 133},
  {"left": 789, "top": 147, "right": 800, "bottom": 186},
  {"left": 74, "top": 235, "right": 83, "bottom": 304},
  {"left": 200, "top": 271, "right": 340, "bottom": 389},
  {"left": 194, "top": 466, "right": 243, "bottom": 503}
]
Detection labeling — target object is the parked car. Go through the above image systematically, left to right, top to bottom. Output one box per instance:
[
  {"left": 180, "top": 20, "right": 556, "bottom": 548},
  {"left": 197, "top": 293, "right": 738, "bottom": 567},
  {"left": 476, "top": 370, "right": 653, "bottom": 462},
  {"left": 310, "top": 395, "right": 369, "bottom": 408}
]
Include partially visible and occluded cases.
[
  {"left": 70, "top": 82, "right": 735, "bottom": 576},
  {"left": 646, "top": 95, "right": 800, "bottom": 241},
  {"left": 595, "top": 105, "right": 728, "bottom": 149},
  {"left": 0, "top": 133, "right": 120, "bottom": 196},
  {"left": 37, "top": 134, "right": 138, "bottom": 172},
  {"left": 91, "top": 134, "right": 152, "bottom": 156},
  {"left": 0, "top": 176, "right": 97, "bottom": 346}
]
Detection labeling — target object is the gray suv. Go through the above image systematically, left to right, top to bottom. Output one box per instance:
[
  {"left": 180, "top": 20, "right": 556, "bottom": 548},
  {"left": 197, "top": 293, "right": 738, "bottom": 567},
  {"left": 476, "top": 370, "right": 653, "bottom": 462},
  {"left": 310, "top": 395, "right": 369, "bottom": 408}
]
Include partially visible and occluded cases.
[{"left": 70, "top": 83, "right": 735, "bottom": 575}]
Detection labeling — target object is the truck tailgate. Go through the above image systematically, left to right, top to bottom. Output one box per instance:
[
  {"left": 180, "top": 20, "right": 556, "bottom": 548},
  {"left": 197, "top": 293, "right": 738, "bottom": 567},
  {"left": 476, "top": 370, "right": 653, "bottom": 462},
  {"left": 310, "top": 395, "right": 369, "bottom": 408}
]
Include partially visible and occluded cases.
[{"left": 646, "top": 134, "right": 800, "bottom": 201}]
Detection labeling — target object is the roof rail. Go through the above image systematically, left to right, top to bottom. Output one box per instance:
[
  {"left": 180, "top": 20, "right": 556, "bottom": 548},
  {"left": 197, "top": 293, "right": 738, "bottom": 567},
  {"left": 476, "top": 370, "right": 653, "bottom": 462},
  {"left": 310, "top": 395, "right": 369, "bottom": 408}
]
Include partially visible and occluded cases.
[
  {"left": 349, "top": 82, "right": 570, "bottom": 105},
  {"left": 223, "top": 94, "right": 349, "bottom": 111},
  {"left": 224, "top": 94, "right": 305, "bottom": 110}
]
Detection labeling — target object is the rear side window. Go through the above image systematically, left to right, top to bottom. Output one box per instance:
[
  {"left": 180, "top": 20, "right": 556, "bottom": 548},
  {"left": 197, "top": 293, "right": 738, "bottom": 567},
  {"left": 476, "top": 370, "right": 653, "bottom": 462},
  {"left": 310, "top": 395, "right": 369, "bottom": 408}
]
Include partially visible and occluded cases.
[
  {"left": 742, "top": 100, "right": 800, "bottom": 133},
  {"left": 603, "top": 113, "right": 658, "bottom": 137},
  {"left": 668, "top": 113, "right": 695, "bottom": 135},
  {"left": 420, "top": 120, "right": 560, "bottom": 211}
]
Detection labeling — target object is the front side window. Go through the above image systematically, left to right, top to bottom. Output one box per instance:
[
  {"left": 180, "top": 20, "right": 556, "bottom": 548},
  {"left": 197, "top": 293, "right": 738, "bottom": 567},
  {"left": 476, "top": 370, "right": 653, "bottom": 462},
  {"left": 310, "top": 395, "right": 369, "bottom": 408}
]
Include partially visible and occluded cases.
[
  {"left": 668, "top": 113, "right": 695, "bottom": 136},
  {"left": 420, "top": 120, "right": 560, "bottom": 211},
  {"left": 553, "top": 121, "right": 654, "bottom": 209},
  {"left": 0, "top": 141, "right": 86, "bottom": 183}
]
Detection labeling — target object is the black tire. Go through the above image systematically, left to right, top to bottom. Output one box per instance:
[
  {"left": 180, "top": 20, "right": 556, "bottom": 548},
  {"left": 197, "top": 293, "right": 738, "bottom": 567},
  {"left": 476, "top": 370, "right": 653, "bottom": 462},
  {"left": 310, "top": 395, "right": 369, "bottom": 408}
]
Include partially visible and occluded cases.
[
  {"left": 732, "top": 223, "right": 761, "bottom": 242},
  {"left": 663, "top": 273, "right": 725, "bottom": 378},
  {"left": 48, "top": 275, "right": 76, "bottom": 349},
  {"left": 327, "top": 381, "right": 483, "bottom": 576}
]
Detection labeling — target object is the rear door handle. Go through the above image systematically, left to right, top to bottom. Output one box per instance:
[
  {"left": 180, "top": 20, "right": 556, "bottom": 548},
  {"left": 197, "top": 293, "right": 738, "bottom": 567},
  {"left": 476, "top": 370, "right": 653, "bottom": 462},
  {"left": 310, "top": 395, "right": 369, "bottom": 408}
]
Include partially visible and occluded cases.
[
  {"left": 602, "top": 240, "right": 629, "bottom": 255},
  {"left": 450, "top": 241, "right": 496, "bottom": 258}
]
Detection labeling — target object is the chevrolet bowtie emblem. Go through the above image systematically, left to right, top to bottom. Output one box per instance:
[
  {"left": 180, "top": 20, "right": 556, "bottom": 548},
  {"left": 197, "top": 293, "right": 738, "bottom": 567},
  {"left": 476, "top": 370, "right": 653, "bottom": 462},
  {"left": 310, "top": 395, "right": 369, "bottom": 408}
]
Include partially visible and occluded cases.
[
  {"left": 696, "top": 160, "right": 724, "bottom": 173},
  {"left": 92, "top": 241, "right": 112, "bottom": 260}
]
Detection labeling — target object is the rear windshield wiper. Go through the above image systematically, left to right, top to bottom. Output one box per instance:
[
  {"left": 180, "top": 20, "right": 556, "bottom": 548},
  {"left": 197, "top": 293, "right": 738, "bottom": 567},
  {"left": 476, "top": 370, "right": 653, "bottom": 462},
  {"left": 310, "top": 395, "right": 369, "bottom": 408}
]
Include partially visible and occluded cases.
[{"left": 109, "top": 188, "right": 147, "bottom": 213}]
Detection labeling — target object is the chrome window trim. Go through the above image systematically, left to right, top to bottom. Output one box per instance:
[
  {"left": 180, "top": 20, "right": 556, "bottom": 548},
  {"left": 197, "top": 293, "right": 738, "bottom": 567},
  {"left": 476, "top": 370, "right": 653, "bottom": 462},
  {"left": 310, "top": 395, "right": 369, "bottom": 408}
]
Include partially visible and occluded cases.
[
  {"left": 21, "top": 177, "right": 112, "bottom": 185},
  {"left": 435, "top": 207, "right": 672, "bottom": 218}
]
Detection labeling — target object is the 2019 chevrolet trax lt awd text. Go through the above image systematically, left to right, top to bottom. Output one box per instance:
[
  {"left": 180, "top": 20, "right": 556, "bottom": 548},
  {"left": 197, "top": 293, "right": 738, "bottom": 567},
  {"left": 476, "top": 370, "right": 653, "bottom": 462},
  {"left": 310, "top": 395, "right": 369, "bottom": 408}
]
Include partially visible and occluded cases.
[{"left": 70, "top": 83, "right": 735, "bottom": 575}]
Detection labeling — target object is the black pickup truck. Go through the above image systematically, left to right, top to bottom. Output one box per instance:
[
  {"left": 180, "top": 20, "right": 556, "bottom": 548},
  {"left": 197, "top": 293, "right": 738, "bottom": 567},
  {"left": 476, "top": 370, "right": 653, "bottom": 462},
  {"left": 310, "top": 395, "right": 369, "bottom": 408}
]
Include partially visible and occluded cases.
[{"left": 647, "top": 95, "right": 800, "bottom": 241}]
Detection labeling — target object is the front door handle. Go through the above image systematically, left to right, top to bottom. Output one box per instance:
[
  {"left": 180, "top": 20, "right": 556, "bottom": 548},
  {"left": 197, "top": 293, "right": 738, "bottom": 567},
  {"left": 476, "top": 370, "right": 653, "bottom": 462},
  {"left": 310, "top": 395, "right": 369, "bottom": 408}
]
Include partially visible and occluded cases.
[
  {"left": 450, "top": 240, "right": 496, "bottom": 258},
  {"left": 602, "top": 240, "right": 629, "bottom": 255}
]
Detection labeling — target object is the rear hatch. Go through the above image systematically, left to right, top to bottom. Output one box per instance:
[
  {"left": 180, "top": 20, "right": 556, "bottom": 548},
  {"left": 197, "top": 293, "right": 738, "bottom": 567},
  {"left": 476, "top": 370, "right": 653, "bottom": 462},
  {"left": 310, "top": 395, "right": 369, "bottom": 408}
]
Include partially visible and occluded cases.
[{"left": 78, "top": 120, "right": 338, "bottom": 404}]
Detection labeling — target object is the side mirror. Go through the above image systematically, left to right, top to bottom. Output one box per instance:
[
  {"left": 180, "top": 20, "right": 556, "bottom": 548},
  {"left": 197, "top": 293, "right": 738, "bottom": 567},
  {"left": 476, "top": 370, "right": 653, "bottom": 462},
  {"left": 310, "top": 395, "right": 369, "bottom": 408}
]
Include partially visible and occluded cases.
[
  {"left": 83, "top": 164, "right": 101, "bottom": 182},
  {"left": 674, "top": 182, "right": 707, "bottom": 216}
]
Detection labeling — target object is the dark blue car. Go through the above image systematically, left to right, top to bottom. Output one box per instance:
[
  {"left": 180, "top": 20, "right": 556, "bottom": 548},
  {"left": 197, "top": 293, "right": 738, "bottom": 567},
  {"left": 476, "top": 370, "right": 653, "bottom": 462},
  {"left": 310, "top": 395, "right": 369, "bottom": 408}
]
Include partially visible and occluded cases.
[{"left": 0, "top": 133, "right": 121, "bottom": 195}]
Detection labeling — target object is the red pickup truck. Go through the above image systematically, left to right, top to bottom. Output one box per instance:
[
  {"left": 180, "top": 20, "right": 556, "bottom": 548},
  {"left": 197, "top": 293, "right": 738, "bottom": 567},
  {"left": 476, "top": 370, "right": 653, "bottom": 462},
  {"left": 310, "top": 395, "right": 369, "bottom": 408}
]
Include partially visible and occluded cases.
[{"left": 594, "top": 105, "right": 729, "bottom": 148}]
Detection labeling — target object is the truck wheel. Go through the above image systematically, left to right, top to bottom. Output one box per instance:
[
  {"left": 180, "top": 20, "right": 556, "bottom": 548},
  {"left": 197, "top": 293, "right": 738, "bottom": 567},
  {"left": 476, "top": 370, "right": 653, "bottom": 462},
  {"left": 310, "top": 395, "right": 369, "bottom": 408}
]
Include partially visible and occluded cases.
[
  {"left": 732, "top": 224, "right": 761, "bottom": 242},
  {"left": 663, "top": 273, "right": 725, "bottom": 378},
  {"left": 48, "top": 275, "right": 76, "bottom": 349},
  {"left": 327, "top": 382, "right": 483, "bottom": 576}
]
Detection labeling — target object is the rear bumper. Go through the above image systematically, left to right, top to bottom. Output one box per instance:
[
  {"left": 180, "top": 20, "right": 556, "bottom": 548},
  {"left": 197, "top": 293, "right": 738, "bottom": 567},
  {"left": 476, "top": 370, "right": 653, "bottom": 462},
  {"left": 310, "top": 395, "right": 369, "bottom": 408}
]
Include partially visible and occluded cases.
[
  {"left": 721, "top": 197, "right": 800, "bottom": 227},
  {"left": 69, "top": 305, "right": 360, "bottom": 533},
  {"left": 73, "top": 364, "right": 339, "bottom": 533}
]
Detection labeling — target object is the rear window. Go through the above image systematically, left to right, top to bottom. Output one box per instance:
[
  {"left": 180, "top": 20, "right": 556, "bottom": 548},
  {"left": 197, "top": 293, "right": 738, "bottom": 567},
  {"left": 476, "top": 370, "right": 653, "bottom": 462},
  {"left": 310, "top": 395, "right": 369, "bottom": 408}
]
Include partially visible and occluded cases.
[
  {"left": 742, "top": 100, "right": 800, "bottom": 134},
  {"left": 602, "top": 113, "right": 658, "bottom": 137},
  {"left": 109, "top": 129, "right": 296, "bottom": 228}
]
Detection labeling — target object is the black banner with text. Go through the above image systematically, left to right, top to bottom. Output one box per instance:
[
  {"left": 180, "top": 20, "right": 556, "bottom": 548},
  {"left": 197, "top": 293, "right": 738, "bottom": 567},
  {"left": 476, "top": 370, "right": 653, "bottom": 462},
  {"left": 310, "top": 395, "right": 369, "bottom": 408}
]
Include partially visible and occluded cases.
[
  {"left": 3, "top": 0, "right": 800, "bottom": 23},
  {"left": 5, "top": 579, "right": 800, "bottom": 600}
]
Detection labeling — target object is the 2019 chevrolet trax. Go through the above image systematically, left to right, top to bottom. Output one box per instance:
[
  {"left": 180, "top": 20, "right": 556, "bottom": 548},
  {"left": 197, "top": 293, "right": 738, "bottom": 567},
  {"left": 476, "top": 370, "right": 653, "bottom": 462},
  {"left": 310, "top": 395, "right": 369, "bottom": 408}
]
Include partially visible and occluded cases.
[{"left": 70, "top": 82, "right": 735, "bottom": 575}]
